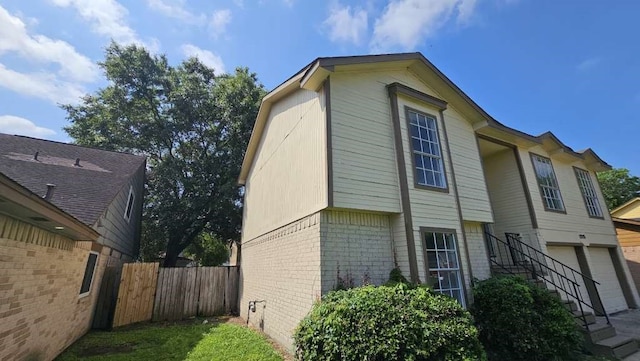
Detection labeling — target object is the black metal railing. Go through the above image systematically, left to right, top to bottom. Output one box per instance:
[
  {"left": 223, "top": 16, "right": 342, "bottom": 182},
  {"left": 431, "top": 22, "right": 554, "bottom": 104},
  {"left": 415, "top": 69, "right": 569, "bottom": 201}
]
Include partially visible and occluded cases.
[{"left": 485, "top": 232, "right": 610, "bottom": 329}]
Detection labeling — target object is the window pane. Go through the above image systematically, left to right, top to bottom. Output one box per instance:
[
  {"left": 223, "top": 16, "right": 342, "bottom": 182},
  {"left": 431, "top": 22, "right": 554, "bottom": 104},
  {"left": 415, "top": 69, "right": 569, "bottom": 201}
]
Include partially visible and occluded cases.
[
  {"left": 416, "top": 169, "right": 426, "bottom": 185},
  {"left": 425, "top": 232, "right": 436, "bottom": 249},
  {"left": 436, "top": 234, "right": 445, "bottom": 249},
  {"left": 427, "top": 251, "right": 437, "bottom": 267},
  {"left": 80, "top": 253, "right": 98, "bottom": 294}
]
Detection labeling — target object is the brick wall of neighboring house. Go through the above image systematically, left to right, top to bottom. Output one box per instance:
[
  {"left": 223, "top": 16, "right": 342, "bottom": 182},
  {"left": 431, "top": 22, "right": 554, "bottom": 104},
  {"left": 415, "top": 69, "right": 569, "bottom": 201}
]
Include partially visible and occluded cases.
[
  {"left": 320, "top": 210, "right": 395, "bottom": 293},
  {"left": 238, "top": 212, "right": 322, "bottom": 349},
  {"left": 0, "top": 218, "right": 117, "bottom": 361},
  {"left": 622, "top": 246, "right": 640, "bottom": 296}
]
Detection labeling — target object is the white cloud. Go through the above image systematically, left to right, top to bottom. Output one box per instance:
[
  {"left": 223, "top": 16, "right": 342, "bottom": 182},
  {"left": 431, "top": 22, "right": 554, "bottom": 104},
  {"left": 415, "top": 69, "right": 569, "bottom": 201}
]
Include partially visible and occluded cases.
[
  {"left": 49, "top": 0, "right": 144, "bottom": 45},
  {"left": 147, "top": 0, "right": 206, "bottom": 25},
  {"left": 233, "top": 0, "right": 245, "bottom": 8},
  {"left": 371, "top": 0, "right": 478, "bottom": 51},
  {"left": 323, "top": 3, "right": 368, "bottom": 45},
  {"left": 0, "top": 6, "right": 95, "bottom": 104},
  {"left": 0, "top": 6, "right": 98, "bottom": 82},
  {"left": 210, "top": 9, "right": 232, "bottom": 39},
  {"left": 181, "top": 44, "right": 226, "bottom": 74},
  {"left": 576, "top": 57, "right": 601, "bottom": 72},
  {"left": 0, "top": 64, "right": 86, "bottom": 104},
  {"left": 0, "top": 115, "right": 57, "bottom": 138}
]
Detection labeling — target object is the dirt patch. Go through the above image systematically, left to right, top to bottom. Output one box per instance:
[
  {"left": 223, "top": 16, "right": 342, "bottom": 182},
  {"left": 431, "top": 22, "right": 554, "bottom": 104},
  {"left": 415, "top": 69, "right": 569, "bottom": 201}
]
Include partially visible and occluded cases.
[{"left": 78, "top": 343, "right": 137, "bottom": 357}]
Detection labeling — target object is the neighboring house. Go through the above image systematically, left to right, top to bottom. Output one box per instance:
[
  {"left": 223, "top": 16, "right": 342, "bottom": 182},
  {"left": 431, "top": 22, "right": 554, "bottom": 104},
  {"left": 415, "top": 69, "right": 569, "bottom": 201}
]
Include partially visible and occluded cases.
[
  {"left": 237, "top": 53, "right": 640, "bottom": 354},
  {"left": 0, "top": 133, "right": 145, "bottom": 361},
  {"left": 612, "top": 197, "right": 640, "bottom": 220},
  {"left": 612, "top": 198, "right": 640, "bottom": 303}
]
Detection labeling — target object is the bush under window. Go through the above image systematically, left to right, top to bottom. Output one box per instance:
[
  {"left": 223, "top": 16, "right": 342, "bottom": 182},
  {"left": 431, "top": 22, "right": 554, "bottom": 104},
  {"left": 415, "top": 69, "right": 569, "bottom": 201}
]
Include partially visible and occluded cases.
[{"left": 293, "top": 284, "right": 485, "bottom": 361}]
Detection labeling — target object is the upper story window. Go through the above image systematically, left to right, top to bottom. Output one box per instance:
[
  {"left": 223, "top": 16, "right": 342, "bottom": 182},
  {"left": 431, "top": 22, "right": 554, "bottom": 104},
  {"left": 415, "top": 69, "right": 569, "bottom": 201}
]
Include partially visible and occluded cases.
[
  {"left": 407, "top": 109, "right": 447, "bottom": 190},
  {"left": 530, "top": 153, "right": 565, "bottom": 212},
  {"left": 574, "top": 167, "right": 604, "bottom": 218},
  {"left": 124, "top": 186, "right": 135, "bottom": 222}
]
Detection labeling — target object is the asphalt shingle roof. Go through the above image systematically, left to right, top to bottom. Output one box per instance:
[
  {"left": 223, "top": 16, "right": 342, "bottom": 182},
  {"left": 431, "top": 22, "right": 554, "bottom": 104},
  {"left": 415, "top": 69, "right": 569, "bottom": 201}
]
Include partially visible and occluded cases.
[{"left": 0, "top": 133, "right": 146, "bottom": 225}]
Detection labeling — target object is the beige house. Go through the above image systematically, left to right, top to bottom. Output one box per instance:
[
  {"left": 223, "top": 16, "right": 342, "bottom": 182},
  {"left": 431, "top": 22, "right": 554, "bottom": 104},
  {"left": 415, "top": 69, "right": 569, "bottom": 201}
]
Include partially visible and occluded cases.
[
  {"left": 238, "top": 53, "right": 639, "bottom": 356},
  {"left": 0, "top": 134, "right": 145, "bottom": 361},
  {"left": 612, "top": 197, "right": 640, "bottom": 220},
  {"left": 611, "top": 198, "right": 640, "bottom": 306}
]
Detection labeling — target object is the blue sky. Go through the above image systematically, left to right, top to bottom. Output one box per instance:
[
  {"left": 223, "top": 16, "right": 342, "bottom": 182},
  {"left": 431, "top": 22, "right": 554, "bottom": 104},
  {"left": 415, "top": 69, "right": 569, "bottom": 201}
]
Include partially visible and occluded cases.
[{"left": 0, "top": 0, "right": 638, "bottom": 175}]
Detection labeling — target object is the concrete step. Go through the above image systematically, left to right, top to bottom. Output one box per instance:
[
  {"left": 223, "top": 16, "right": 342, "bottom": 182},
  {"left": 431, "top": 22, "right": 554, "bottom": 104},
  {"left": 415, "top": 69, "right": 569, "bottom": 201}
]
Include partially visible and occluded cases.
[
  {"left": 563, "top": 299, "right": 578, "bottom": 312},
  {"left": 573, "top": 310, "right": 596, "bottom": 326},
  {"left": 582, "top": 323, "right": 617, "bottom": 343},
  {"left": 592, "top": 335, "right": 638, "bottom": 359}
]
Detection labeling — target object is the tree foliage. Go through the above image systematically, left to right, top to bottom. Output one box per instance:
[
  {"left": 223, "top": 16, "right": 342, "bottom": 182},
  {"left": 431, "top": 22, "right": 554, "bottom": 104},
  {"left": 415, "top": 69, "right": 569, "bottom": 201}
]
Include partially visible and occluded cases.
[
  {"left": 63, "top": 42, "right": 266, "bottom": 266},
  {"left": 596, "top": 168, "right": 640, "bottom": 210},
  {"left": 183, "top": 233, "right": 229, "bottom": 267}
]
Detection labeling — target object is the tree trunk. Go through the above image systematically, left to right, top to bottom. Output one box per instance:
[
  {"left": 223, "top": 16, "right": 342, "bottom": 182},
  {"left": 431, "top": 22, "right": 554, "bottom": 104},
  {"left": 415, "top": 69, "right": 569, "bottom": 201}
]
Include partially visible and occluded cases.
[{"left": 163, "top": 242, "right": 181, "bottom": 267}]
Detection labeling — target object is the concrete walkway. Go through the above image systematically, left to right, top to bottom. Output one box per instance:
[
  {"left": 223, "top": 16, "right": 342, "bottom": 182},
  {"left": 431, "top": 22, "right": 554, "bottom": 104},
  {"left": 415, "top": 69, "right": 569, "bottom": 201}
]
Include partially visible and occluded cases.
[{"left": 609, "top": 310, "right": 640, "bottom": 360}]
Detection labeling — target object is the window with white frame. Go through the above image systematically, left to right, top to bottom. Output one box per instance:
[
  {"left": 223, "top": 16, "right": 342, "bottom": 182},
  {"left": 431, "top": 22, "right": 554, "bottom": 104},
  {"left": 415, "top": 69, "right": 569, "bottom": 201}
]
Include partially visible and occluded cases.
[
  {"left": 408, "top": 109, "right": 446, "bottom": 189},
  {"left": 531, "top": 154, "right": 565, "bottom": 211},
  {"left": 574, "top": 168, "right": 603, "bottom": 218},
  {"left": 124, "top": 186, "right": 134, "bottom": 222},
  {"left": 423, "top": 230, "right": 465, "bottom": 307},
  {"left": 79, "top": 251, "right": 99, "bottom": 297}
]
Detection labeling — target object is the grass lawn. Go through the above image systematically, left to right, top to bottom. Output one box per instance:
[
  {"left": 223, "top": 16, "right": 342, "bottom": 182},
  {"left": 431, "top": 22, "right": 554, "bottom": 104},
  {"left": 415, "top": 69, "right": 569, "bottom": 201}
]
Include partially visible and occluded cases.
[{"left": 56, "top": 318, "right": 286, "bottom": 361}]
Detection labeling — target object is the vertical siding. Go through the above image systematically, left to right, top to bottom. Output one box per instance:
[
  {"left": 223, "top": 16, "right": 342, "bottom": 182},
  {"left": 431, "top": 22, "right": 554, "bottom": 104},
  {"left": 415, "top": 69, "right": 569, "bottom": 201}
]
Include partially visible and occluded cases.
[
  {"left": 242, "top": 88, "right": 328, "bottom": 241},
  {"left": 518, "top": 146, "right": 618, "bottom": 245},
  {"left": 483, "top": 148, "right": 535, "bottom": 244},
  {"left": 94, "top": 163, "right": 145, "bottom": 258}
]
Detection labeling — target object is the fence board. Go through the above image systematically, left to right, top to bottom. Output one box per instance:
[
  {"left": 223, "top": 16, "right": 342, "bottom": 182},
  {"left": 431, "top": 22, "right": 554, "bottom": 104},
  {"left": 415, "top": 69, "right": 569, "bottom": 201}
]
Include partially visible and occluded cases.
[{"left": 112, "top": 263, "right": 159, "bottom": 328}]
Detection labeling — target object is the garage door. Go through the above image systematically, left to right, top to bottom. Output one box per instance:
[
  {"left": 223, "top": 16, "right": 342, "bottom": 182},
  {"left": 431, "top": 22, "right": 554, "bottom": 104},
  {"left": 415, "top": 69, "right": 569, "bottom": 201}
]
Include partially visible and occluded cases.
[
  {"left": 546, "top": 246, "right": 590, "bottom": 306},
  {"left": 589, "top": 247, "right": 627, "bottom": 313}
]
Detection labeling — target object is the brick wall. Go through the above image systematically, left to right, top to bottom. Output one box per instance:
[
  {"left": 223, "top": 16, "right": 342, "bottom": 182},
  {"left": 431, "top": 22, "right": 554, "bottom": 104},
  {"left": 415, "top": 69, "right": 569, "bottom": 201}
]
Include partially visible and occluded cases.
[
  {"left": 320, "top": 210, "right": 395, "bottom": 293},
  {"left": 238, "top": 212, "right": 322, "bottom": 349},
  {"left": 0, "top": 219, "right": 112, "bottom": 361},
  {"left": 622, "top": 246, "right": 640, "bottom": 297}
]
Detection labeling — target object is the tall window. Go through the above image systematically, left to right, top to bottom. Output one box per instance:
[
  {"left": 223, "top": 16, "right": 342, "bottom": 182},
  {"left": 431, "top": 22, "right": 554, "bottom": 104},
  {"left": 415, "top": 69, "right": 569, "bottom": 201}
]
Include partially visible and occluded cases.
[
  {"left": 408, "top": 109, "right": 446, "bottom": 189},
  {"left": 531, "top": 154, "right": 565, "bottom": 212},
  {"left": 574, "top": 168, "right": 603, "bottom": 218},
  {"left": 124, "top": 186, "right": 135, "bottom": 222},
  {"left": 423, "top": 230, "right": 465, "bottom": 307},
  {"left": 79, "top": 251, "right": 99, "bottom": 297}
]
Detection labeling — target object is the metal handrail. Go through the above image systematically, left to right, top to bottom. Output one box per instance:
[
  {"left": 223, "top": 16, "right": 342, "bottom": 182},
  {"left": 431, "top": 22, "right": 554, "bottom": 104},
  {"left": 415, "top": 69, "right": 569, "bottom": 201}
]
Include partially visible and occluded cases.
[{"left": 485, "top": 232, "right": 610, "bottom": 329}]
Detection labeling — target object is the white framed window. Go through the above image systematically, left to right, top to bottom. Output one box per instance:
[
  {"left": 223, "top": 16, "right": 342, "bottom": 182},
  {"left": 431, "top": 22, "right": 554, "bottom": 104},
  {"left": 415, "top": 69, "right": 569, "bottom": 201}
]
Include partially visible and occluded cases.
[
  {"left": 407, "top": 108, "right": 447, "bottom": 190},
  {"left": 530, "top": 153, "right": 565, "bottom": 212},
  {"left": 574, "top": 167, "right": 604, "bottom": 218},
  {"left": 124, "top": 186, "right": 135, "bottom": 222},
  {"left": 423, "top": 229, "right": 465, "bottom": 307},
  {"left": 79, "top": 251, "right": 99, "bottom": 297}
]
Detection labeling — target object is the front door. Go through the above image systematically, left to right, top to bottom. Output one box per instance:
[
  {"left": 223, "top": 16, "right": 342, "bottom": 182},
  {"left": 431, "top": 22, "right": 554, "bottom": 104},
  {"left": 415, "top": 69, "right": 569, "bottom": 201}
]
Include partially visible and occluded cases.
[{"left": 423, "top": 229, "right": 465, "bottom": 307}]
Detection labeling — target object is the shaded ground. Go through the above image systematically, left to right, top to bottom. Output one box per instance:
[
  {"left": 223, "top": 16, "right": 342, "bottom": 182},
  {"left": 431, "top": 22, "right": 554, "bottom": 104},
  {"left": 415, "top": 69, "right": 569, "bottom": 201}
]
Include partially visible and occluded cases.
[{"left": 55, "top": 317, "right": 287, "bottom": 361}]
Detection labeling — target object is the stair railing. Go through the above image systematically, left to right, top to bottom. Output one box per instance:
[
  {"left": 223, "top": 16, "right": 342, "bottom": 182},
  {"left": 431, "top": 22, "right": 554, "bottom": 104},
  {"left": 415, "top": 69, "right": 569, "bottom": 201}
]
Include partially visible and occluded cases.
[{"left": 485, "top": 232, "right": 610, "bottom": 329}]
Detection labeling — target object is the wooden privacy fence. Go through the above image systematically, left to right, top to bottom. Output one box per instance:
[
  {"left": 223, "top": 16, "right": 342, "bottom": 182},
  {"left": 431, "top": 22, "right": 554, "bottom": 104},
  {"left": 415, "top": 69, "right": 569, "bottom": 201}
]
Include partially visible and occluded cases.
[{"left": 111, "top": 263, "right": 238, "bottom": 328}]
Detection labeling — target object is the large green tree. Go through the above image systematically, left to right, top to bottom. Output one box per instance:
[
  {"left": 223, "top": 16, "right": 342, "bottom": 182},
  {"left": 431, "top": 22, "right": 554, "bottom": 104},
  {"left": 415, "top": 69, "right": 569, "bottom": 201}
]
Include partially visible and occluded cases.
[
  {"left": 63, "top": 42, "right": 266, "bottom": 266},
  {"left": 596, "top": 168, "right": 640, "bottom": 210}
]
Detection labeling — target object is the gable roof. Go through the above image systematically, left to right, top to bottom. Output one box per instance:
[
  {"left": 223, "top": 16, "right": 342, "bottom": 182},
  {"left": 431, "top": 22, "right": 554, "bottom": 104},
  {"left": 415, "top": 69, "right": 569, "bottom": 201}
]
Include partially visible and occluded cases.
[
  {"left": 239, "top": 52, "right": 610, "bottom": 185},
  {"left": 0, "top": 133, "right": 146, "bottom": 225},
  {"left": 611, "top": 197, "right": 640, "bottom": 219}
]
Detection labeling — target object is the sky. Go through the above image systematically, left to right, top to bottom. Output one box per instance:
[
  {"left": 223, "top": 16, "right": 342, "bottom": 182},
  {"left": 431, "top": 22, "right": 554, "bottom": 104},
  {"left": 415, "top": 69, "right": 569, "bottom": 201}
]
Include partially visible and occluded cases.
[{"left": 0, "top": 0, "right": 638, "bottom": 175}]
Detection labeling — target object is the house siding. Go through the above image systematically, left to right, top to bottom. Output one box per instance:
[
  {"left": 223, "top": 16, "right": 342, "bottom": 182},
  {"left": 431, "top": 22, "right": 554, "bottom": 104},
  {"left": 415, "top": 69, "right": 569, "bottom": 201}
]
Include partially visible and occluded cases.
[
  {"left": 242, "top": 88, "right": 327, "bottom": 241},
  {"left": 519, "top": 146, "right": 617, "bottom": 245},
  {"left": 483, "top": 148, "right": 536, "bottom": 246},
  {"left": 94, "top": 163, "right": 145, "bottom": 259},
  {"left": 613, "top": 202, "right": 640, "bottom": 219},
  {"left": 320, "top": 210, "right": 395, "bottom": 293},
  {"left": 239, "top": 212, "right": 322, "bottom": 349},
  {"left": 0, "top": 214, "right": 115, "bottom": 361},
  {"left": 464, "top": 221, "right": 491, "bottom": 281}
]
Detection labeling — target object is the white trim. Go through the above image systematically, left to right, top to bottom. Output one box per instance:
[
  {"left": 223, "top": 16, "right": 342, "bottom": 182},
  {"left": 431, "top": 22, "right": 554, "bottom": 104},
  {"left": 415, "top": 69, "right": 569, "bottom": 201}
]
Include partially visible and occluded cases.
[
  {"left": 123, "top": 186, "right": 135, "bottom": 222},
  {"left": 79, "top": 251, "right": 99, "bottom": 298}
]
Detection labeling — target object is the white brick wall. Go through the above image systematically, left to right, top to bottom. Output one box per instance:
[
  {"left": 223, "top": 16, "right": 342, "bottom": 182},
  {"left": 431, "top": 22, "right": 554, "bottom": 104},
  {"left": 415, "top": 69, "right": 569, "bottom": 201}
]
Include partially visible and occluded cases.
[
  {"left": 320, "top": 211, "right": 395, "bottom": 293},
  {"left": 239, "top": 212, "right": 322, "bottom": 349}
]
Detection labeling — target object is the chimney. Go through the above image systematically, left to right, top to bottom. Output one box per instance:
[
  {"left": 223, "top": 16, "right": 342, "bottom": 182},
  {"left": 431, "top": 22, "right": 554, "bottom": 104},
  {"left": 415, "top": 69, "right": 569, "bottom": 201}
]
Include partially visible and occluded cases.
[
  {"left": 34, "top": 151, "right": 39, "bottom": 161},
  {"left": 74, "top": 158, "right": 81, "bottom": 167},
  {"left": 44, "top": 184, "right": 56, "bottom": 201}
]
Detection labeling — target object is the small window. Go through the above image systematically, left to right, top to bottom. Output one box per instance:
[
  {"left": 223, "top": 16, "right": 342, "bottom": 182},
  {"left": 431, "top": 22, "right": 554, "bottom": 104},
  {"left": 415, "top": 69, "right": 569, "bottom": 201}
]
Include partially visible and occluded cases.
[
  {"left": 407, "top": 109, "right": 447, "bottom": 190},
  {"left": 531, "top": 154, "right": 565, "bottom": 212},
  {"left": 574, "top": 168, "right": 603, "bottom": 218},
  {"left": 124, "top": 186, "right": 134, "bottom": 222},
  {"left": 423, "top": 230, "right": 465, "bottom": 307},
  {"left": 79, "top": 251, "right": 99, "bottom": 297}
]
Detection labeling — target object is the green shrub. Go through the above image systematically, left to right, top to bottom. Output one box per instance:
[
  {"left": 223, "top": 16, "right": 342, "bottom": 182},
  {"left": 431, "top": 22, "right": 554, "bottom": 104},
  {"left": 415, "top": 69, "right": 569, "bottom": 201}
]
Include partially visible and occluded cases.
[
  {"left": 471, "top": 276, "right": 583, "bottom": 361},
  {"left": 293, "top": 284, "right": 486, "bottom": 361}
]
